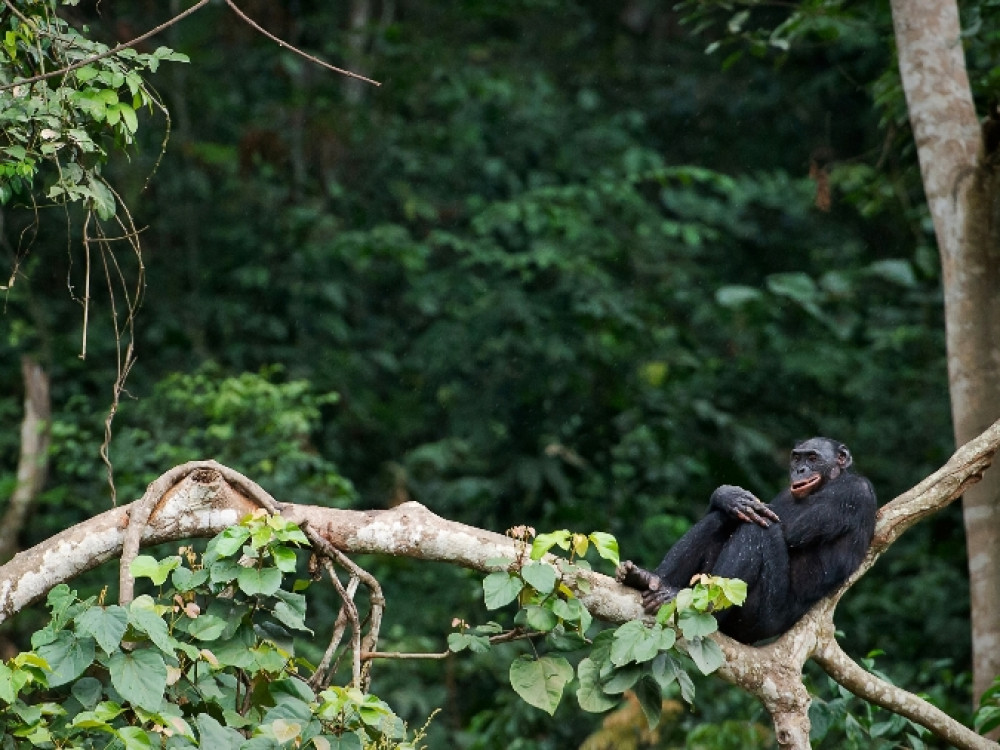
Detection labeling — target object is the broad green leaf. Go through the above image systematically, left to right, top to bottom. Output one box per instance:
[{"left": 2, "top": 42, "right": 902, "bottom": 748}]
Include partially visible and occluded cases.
[
  {"left": 75, "top": 66, "right": 100, "bottom": 82},
  {"left": 118, "top": 104, "right": 138, "bottom": 133},
  {"left": 87, "top": 177, "right": 116, "bottom": 220},
  {"left": 869, "top": 259, "right": 916, "bottom": 287},
  {"left": 715, "top": 284, "right": 763, "bottom": 307},
  {"left": 271, "top": 520, "right": 309, "bottom": 545},
  {"left": 214, "top": 526, "right": 251, "bottom": 557},
  {"left": 530, "top": 530, "right": 571, "bottom": 560},
  {"left": 587, "top": 532, "right": 620, "bottom": 566},
  {"left": 271, "top": 545, "right": 298, "bottom": 573},
  {"left": 130, "top": 556, "right": 180, "bottom": 586},
  {"left": 209, "top": 560, "right": 241, "bottom": 584},
  {"left": 521, "top": 562, "right": 557, "bottom": 594},
  {"left": 237, "top": 566, "right": 282, "bottom": 597},
  {"left": 171, "top": 567, "right": 209, "bottom": 592},
  {"left": 482, "top": 571, "right": 523, "bottom": 610},
  {"left": 717, "top": 577, "right": 747, "bottom": 607},
  {"left": 127, "top": 596, "right": 174, "bottom": 655},
  {"left": 551, "top": 597, "right": 592, "bottom": 631},
  {"left": 273, "top": 598, "right": 313, "bottom": 634},
  {"left": 75, "top": 605, "right": 128, "bottom": 655},
  {"left": 524, "top": 605, "right": 558, "bottom": 632},
  {"left": 678, "top": 610, "right": 717, "bottom": 639},
  {"left": 187, "top": 615, "right": 227, "bottom": 642},
  {"left": 611, "top": 621, "right": 659, "bottom": 666},
  {"left": 546, "top": 625, "right": 588, "bottom": 652},
  {"left": 37, "top": 631, "right": 95, "bottom": 687},
  {"left": 447, "top": 632, "right": 491, "bottom": 653},
  {"left": 686, "top": 636, "right": 725, "bottom": 675},
  {"left": 108, "top": 648, "right": 167, "bottom": 712},
  {"left": 651, "top": 652, "right": 680, "bottom": 691},
  {"left": 509, "top": 655, "right": 573, "bottom": 715},
  {"left": 575, "top": 658, "right": 617, "bottom": 713},
  {"left": 0, "top": 662, "right": 16, "bottom": 704},
  {"left": 601, "top": 664, "right": 640, "bottom": 694},
  {"left": 634, "top": 675, "right": 663, "bottom": 729},
  {"left": 71, "top": 677, "right": 104, "bottom": 709},
  {"left": 195, "top": 713, "right": 244, "bottom": 749},
  {"left": 271, "top": 718, "right": 301, "bottom": 743},
  {"left": 117, "top": 726, "right": 155, "bottom": 749},
  {"left": 317, "top": 734, "right": 362, "bottom": 750}
]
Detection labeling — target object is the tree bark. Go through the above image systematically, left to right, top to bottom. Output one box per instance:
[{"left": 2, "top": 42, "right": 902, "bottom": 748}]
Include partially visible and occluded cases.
[
  {"left": 890, "top": 0, "right": 1000, "bottom": 703},
  {"left": 0, "top": 356, "right": 51, "bottom": 562}
]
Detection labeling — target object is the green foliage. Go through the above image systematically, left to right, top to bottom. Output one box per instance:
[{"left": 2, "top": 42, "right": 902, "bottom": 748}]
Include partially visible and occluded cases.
[
  {"left": 0, "top": 0, "right": 187, "bottom": 211},
  {"left": 48, "top": 365, "right": 353, "bottom": 512},
  {"left": 0, "top": 513, "right": 425, "bottom": 748},
  {"left": 462, "top": 528, "right": 742, "bottom": 725},
  {"left": 974, "top": 675, "right": 1000, "bottom": 735}
]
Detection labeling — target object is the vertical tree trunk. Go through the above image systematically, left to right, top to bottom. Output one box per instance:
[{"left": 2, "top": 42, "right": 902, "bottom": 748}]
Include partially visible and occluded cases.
[
  {"left": 343, "top": 0, "right": 372, "bottom": 105},
  {"left": 890, "top": 0, "right": 1000, "bottom": 703},
  {"left": 0, "top": 356, "right": 51, "bottom": 562}
]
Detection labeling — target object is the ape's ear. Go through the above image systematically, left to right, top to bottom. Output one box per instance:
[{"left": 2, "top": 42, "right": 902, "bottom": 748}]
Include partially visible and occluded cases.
[{"left": 837, "top": 445, "right": 853, "bottom": 469}]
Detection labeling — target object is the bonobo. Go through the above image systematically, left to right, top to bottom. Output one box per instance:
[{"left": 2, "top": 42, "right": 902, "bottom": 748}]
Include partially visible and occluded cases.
[{"left": 617, "top": 437, "right": 877, "bottom": 643}]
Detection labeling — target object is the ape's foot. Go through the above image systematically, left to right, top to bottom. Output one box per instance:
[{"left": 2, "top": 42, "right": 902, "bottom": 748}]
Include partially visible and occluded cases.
[{"left": 641, "top": 585, "right": 680, "bottom": 614}]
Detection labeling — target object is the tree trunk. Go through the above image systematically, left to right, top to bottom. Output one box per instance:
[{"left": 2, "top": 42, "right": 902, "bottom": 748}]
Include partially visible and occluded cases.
[
  {"left": 890, "top": 0, "right": 1000, "bottom": 703},
  {"left": 0, "top": 356, "right": 51, "bottom": 562}
]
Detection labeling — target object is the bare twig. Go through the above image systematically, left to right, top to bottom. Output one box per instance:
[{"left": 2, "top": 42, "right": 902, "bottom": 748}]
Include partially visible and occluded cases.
[
  {"left": 2, "top": 0, "right": 32, "bottom": 28},
  {"left": 223, "top": 0, "right": 381, "bottom": 87},
  {"left": 301, "top": 522, "right": 384, "bottom": 690},
  {"left": 310, "top": 573, "right": 361, "bottom": 689}
]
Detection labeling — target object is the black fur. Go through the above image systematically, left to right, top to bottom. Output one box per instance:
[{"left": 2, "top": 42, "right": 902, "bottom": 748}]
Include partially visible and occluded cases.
[{"left": 618, "top": 437, "right": 877, "bottom": 643}]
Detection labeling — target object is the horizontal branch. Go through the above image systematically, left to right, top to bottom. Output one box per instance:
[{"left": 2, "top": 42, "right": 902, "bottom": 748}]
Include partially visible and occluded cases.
[{"left": 0, "top": 466, "right": 639, "bottom": 625}]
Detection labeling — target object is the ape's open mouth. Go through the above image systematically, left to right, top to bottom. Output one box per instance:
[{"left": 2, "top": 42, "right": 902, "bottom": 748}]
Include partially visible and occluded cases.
[{"left": 790, "top": 474, "right": 822, "bottom": 499}]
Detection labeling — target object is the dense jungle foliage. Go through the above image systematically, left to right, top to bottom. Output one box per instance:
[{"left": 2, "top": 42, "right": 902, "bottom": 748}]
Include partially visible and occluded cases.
[{"left": 1, "top": 0, "right": 989, "bottom": 746}]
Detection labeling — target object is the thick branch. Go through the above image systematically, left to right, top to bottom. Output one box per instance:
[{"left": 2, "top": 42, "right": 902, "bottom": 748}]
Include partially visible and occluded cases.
[{"left": 0, "top": 420, "right": 998, "bottom": 749}]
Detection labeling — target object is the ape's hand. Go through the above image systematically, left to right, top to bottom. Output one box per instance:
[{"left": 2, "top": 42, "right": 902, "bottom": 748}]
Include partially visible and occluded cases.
[
  {"left": 711, "top": 484, "right": 781, "bottom": 527},
  {"left": 640, "top": 584, "right": 679, "bottom": 615}
]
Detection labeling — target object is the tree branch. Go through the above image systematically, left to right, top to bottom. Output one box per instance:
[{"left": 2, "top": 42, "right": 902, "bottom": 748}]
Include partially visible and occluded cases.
[
  {"left": 0, "top": 0, "right": 212, "bottom": 92},
  {"left": 223, "top": 0, "right": 381, "bottom": 87},
  {"left": 0, "top": 419, "right": 998, "bottom": 749},
  {"left": 815, "top": 638, "right": 997, "bottom": 750}
]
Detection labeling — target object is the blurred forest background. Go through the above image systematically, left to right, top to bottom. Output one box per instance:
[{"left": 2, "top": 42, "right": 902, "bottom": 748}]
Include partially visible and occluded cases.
[{"left": 0, "top": 0, "right": 988, "bottom": 746}]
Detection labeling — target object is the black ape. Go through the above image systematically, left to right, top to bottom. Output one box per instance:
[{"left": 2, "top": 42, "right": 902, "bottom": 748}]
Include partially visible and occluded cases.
[{"left": 617, "top": 437, "right": 877, "bottom": 643}]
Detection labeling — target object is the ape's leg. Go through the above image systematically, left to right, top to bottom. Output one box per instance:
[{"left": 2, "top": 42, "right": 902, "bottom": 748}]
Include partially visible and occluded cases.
[
  {"left": 652, "top": 511, "right": 734, "bottom": 587},
  {"left": 619, "top": 512, "right": 735, "bottom": 612},
  {"left": 710, "top": 521, "right": 791, "bottom": 643}
]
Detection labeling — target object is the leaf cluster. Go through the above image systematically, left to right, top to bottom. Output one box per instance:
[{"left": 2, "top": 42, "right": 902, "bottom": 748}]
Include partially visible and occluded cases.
[
  {"left": 1, "top": 1, "right": 187, "bottom": 213},
  {"left": 0, "top": 513, "right": 420, "bottom": 749},
  {"left": 456, "top": 527, "right": 744, "bottom": 726}
]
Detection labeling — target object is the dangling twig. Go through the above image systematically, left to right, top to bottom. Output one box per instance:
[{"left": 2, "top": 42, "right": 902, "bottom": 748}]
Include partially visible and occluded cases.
[{"left": 310, "top": 572, "right": 361, "bottom": 689}]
